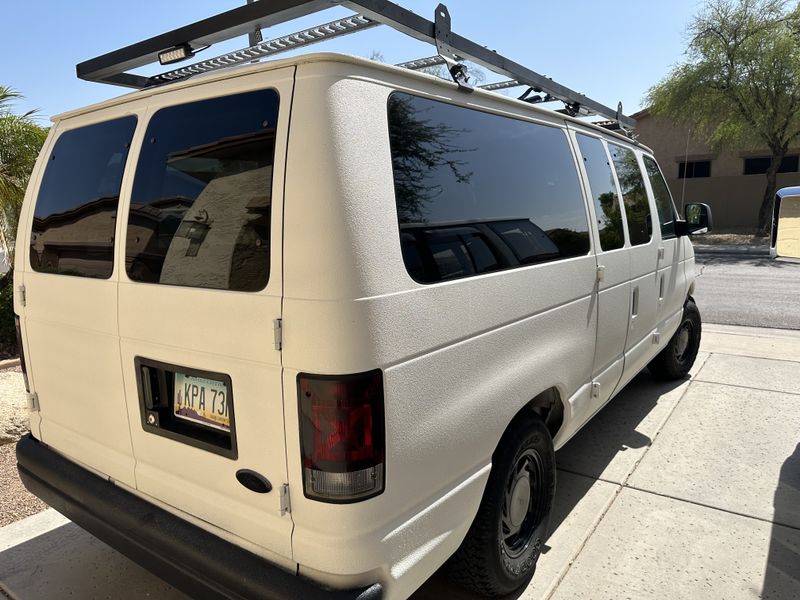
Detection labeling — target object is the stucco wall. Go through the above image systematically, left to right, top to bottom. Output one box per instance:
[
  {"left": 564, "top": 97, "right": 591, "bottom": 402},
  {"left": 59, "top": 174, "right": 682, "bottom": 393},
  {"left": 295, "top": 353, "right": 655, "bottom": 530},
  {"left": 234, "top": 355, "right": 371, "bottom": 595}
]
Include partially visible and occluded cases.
[{"left": 635, "top": 113, "right": 800, "bottom": 231}]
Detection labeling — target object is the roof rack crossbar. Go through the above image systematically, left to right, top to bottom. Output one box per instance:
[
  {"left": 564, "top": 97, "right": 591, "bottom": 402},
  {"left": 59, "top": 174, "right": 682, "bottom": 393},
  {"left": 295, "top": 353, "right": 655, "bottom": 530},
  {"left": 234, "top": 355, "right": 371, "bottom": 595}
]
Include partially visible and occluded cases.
[
  {"left": 76, "top": 0, "right": 635, "bottom": 128},
  {"left": 339, "top": 0, "right": 635, "bottom": 128},
  {"left": 151, "top": 14, "right": 378, "bottom": 85}
]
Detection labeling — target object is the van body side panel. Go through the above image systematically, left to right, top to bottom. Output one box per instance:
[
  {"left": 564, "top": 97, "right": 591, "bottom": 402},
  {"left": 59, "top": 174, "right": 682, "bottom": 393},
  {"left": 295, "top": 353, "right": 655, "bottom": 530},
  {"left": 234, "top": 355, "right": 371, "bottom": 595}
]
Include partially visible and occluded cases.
[
  {"left": 282, "top": 63, "right": 597, "bottom": 597},
  {"left": 116, "top": 68, "right": 295, "bottom": 561},
  {"left": 21, "top": 112, "right": 144, "bottom": 488},
  {"left": 14, "top": 126, "right": 58, "bottom": 441}
]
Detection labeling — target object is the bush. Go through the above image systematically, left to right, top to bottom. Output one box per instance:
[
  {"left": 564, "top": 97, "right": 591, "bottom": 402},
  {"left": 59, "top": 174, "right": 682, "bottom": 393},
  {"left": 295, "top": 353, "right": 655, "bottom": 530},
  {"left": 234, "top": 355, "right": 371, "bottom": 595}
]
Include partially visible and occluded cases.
[{"left": 0, "top": 274, "right": 17, "bottom": 358}]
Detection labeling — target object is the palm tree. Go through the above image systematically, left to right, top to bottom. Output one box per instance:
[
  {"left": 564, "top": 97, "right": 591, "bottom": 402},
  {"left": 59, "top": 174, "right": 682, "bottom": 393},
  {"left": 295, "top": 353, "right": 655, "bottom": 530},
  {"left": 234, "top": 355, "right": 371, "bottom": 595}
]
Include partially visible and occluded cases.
[{"left": 0, "top": 87, "right": 48, "bottom": 274}]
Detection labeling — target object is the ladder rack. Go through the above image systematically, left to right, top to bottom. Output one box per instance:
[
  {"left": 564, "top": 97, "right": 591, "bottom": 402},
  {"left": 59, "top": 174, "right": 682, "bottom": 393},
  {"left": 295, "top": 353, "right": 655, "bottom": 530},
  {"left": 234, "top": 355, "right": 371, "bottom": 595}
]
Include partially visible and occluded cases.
[{"left": 76, "top": 0, "right": 636, "bottom": 129}]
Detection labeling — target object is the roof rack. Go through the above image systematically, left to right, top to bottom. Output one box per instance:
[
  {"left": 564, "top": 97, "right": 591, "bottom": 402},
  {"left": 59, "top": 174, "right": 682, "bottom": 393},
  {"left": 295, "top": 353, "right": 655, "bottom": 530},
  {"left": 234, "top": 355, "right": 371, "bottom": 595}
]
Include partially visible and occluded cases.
[{"left": 76, "top": 0, "right": 636, "bottom": 129}]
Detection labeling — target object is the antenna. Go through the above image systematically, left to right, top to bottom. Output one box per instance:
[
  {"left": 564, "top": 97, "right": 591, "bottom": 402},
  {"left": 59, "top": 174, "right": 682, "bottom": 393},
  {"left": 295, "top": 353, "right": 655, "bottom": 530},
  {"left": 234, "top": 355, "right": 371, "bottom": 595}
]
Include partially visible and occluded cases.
[{"left": 75, "top": 0, "right": 636, "bottom": 128}]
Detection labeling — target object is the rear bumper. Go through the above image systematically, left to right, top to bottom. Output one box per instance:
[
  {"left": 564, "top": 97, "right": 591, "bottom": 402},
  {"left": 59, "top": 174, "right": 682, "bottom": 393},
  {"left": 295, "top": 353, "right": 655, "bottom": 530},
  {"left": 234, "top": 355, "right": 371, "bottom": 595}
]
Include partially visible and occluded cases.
[{"left": 15, "top": 435, "right": 382, "bottom": 600}]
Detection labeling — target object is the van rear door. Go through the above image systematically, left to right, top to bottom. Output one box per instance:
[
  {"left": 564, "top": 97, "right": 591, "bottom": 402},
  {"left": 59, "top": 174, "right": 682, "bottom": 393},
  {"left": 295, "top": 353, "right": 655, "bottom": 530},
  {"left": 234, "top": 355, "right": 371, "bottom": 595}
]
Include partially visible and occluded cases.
[
  {"left": 118, "top": 70, "right": 295, "bottom": 560},
  {"left": 22, "top": 115, "right": 139, "bottom": 488}
]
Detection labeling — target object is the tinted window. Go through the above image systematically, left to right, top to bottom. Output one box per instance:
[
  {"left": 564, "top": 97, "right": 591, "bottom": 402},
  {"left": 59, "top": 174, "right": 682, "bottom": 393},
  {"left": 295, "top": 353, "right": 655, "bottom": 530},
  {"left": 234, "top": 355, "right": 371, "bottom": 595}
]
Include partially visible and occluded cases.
[
  {"left": 127, "top": 90, "right": 278, "bottom": 292},
  {"left": 388, "top": 93, "right": 589, "bottom": 284},
  {"left": 30, "top": 117, "right": 137, "bottom": 278},
  {"left": 576, "top": 135, "right": 624, "bottom": 251},
  {"left": 609, "top": 144, "right": 652, "bottom": 246},
  {"left": 643, "top": 156, "right": 677, "bottom": 239},
  {"left": 678, "top": 160, "right": 711, "bottom": 178}
]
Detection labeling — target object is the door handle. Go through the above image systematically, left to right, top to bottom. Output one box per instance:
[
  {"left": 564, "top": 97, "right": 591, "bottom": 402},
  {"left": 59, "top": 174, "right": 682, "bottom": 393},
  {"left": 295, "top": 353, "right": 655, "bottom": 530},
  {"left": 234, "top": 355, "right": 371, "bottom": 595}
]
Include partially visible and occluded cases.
[{"left": 631, "top": 286, "right": 639, "bottom": 317}]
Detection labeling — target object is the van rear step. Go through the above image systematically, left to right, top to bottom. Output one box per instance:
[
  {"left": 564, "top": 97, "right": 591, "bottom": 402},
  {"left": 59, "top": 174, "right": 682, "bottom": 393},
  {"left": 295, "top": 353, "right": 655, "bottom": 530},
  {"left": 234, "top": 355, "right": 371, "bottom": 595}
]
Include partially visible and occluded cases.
[{"left": 15, "top": 435, "right": 382, "bottom": 600}]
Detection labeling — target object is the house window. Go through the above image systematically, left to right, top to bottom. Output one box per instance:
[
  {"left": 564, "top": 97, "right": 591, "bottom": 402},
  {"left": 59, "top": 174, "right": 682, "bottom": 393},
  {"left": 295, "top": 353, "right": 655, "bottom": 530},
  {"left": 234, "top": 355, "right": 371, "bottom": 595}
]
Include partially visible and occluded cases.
[
  {"left": 743, "top": 155, "right": 799, "bottom": 175},
  {"left": 678, "top": 160, "right": 711, "bottom": 179}
]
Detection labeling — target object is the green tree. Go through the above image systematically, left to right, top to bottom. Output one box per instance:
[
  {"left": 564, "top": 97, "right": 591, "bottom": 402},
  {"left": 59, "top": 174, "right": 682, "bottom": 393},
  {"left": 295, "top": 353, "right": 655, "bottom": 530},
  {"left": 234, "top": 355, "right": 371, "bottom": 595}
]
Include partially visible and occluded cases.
[
  {"left": 647, "top": 0, "right": 800, "bottom": 233},
  {"left": 0, "top": 87, "right": 48, "bottom": 270}
]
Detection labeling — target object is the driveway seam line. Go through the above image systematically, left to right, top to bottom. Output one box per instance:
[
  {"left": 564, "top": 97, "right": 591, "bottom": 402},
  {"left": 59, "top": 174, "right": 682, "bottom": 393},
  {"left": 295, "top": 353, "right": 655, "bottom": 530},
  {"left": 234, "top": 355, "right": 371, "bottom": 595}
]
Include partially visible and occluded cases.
[
  {"left": 698, "top": 351, "right": 800, "bottom": 365},
  {"left": 692, "top": 378, "right": 800, "bottom": 397},
  {"left": 558, "top": 470, "right": 800, "bottom": 533},
  {"left": 619, "top": 483, "right": 800, "bottom": 532}
]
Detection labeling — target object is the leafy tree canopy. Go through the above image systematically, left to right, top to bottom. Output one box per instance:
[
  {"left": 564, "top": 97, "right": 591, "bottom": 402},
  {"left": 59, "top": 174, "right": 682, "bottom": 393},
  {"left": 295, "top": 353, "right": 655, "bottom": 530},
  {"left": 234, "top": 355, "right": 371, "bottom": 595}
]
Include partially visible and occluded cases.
[
  {"left": 647, "top": 0, "right": 800, "bottom": 232},
  {"left": 0, "top": 87, "right": 48, "bottom": 268}
]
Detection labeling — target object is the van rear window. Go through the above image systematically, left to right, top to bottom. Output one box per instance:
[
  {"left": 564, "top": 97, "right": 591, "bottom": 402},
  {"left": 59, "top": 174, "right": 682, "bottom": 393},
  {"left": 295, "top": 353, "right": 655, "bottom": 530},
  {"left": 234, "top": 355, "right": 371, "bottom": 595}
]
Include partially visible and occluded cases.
[
  {"left": 126, "top": 89, "right": 279, "bottom": 292},
  {"left": 387, "top": 93, "right": 590, "bottom": 284},
  {"left": 30, "top": 116, "right": 137, "bottom": 279}
]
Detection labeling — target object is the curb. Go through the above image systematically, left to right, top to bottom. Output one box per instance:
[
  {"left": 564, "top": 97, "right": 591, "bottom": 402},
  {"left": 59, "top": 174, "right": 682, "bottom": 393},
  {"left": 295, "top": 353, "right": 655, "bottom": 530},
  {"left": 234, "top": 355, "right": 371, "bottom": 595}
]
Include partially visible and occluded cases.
[
  {"left": 693, "top": 245, "right": 770, "bottom": 256},
  {"left": 0, "top": 358, "right": 20, "bottom": 370}
]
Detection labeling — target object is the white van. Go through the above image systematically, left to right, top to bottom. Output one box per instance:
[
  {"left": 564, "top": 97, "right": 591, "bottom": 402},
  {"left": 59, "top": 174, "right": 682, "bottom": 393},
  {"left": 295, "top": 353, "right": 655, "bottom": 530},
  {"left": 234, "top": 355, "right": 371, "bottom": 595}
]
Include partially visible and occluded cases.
[{"left": 14, "top": 3, "right": 713, "bottom": 599}]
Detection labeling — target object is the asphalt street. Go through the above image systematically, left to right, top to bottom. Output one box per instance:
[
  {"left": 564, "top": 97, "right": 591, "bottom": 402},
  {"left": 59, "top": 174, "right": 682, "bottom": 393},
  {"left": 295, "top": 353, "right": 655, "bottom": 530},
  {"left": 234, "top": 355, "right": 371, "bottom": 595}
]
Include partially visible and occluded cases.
[{"left": 693, "top": 254, "right": 800, "bottom": 330}]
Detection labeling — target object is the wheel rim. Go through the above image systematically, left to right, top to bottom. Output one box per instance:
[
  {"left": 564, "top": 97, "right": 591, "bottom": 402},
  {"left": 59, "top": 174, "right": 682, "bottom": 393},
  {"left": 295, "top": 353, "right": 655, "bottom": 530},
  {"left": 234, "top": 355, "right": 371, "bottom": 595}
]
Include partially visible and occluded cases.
[
  {"left": 674, "top": 319, "right": 693, "bottom": 363},
  {"left": 500, "top": 448, "right": 547, "bottom": 559}
]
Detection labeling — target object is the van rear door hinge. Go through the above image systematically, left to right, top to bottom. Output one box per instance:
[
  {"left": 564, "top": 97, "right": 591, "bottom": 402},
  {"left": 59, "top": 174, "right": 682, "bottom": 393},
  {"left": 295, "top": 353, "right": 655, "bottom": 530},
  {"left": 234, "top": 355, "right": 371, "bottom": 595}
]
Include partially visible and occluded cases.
[
  {"left": 17, "top": 285, "right": 26, "bottom": 307},
  {"left": 273, "top": 318, "right": 282, "bottom": 351},
  {"left": 591, "top": 382, "right": 601, "bottom": 399},
  {"left": 26, "top": 392, "right": 39, "bottom": 411},
  {"left": 279, "top": 483, "right": 291, "bottom": 515}
]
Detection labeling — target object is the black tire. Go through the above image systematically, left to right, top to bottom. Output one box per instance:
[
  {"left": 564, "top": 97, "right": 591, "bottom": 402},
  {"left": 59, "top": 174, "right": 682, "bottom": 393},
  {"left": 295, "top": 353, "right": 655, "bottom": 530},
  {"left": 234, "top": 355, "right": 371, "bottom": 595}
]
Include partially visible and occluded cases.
[
  {"left": 648, "top": 298, "right": 702, "bottom": 381},
  {"left": 446, "top": 415, "right": 555, "bottom": 597}
]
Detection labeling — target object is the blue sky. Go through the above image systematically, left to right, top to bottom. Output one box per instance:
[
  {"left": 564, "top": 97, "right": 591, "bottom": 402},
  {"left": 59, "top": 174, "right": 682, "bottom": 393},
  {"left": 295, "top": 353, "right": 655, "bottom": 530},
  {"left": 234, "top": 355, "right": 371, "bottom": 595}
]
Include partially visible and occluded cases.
[{"left": 1, "top": 0, "right": 702, "bottom": 122}]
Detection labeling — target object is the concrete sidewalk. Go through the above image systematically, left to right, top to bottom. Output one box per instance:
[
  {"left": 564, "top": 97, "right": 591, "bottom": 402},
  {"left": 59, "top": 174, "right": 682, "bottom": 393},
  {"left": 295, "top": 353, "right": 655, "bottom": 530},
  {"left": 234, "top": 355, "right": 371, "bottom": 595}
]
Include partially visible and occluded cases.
[{"left": 1, "top": 324, "right": 799, "bottom": 599}]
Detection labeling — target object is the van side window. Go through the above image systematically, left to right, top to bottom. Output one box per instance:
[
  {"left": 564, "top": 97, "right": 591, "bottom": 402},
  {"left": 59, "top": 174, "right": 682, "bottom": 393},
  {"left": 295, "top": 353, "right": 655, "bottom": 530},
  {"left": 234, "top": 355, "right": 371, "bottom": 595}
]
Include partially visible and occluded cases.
[
  {"left": 126, "top": 89, "right": 279, "bottom": 292},
  {"left": 387, "top": 93, "right": 590, "bottom": 284},
  {"left": 29, "top": 116, "right": 137, "bottom": 279},
  {"left": 575, "top": 134, "right": 625, "bottom": 251},
  {"left": 609, "top": 144, "right": 652, "bottom": 246},
  {"left": 643, "top": 156, "right": 677, "bottom": 239}
]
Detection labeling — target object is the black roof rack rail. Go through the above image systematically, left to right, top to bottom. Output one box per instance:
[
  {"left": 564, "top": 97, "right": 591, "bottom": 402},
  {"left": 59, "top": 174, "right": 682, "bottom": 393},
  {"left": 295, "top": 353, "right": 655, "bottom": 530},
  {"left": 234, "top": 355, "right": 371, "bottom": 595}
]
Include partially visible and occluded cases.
[{"left": 76, "top": 0, "right": 636, "bottom": 129}]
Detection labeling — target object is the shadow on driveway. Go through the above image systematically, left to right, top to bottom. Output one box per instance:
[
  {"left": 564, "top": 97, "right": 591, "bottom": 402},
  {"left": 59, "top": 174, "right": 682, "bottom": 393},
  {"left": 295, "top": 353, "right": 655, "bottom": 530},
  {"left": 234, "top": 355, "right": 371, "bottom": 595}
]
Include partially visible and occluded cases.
[
  {"left": 412, "top": 372, "right": 687, "bottom": 599},
  {"left": 762, "top": 443, "right": 800, "bottom": 599}
]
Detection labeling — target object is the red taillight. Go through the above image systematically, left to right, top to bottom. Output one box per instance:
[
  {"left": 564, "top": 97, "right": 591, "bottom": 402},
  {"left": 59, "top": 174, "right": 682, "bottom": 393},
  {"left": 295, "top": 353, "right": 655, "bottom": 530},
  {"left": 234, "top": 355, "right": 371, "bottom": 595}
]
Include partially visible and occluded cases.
[
  {"left": 14, "top": 315, "right": 30, "bottom": 393},
  {"left": 298, "top": 370, "right": 385, "bottom": 502}
]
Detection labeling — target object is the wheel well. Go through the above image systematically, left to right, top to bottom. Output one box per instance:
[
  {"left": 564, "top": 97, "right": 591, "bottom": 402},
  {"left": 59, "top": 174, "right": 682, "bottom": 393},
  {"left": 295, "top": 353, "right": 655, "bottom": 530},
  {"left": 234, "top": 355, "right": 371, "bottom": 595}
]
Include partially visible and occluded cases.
[{"left": 505, "top": 387, "right": 564, "bottom": 442}]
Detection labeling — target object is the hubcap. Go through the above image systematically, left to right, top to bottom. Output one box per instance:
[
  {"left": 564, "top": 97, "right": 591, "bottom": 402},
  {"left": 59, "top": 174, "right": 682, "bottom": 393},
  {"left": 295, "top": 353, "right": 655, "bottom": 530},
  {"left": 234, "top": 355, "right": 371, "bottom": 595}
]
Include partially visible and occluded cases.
[
  {"left": 674, "top": 320, "right": 693, "bottom": 362},
  {"left": 501, "top": 448, "right": 547, "bottom": 559},
  {"left": 508, "top": 476, "right": 531, "bottom": 529}
]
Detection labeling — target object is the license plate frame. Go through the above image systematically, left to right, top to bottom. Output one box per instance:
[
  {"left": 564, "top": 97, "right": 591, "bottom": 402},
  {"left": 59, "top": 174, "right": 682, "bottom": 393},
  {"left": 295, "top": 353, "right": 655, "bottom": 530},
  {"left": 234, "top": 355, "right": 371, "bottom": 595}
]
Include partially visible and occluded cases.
[{"left": 135, "top": 356, "right": 237, "bottom": 459}]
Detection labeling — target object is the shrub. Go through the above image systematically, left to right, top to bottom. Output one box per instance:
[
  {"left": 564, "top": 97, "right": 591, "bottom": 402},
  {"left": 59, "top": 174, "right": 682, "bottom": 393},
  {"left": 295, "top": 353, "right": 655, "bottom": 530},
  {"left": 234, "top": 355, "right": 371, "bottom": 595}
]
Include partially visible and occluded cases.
[{"left": 0, "top": 275, "right": 16, "bottom": 358}]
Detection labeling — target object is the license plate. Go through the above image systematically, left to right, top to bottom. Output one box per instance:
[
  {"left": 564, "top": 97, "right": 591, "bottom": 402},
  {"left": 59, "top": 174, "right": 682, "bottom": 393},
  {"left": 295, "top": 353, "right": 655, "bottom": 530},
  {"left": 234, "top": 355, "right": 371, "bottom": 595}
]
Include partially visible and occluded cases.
[{"left": 174, "top": 373, "right": 230, "bottom": 432}]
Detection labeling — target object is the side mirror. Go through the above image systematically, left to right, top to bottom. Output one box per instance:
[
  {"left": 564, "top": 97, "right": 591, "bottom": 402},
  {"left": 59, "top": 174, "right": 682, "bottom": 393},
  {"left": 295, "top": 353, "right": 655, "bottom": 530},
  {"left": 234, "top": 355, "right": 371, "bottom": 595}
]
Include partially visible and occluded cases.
[{"left": 676, "top": 203, "right": 713, "bottom": 236}]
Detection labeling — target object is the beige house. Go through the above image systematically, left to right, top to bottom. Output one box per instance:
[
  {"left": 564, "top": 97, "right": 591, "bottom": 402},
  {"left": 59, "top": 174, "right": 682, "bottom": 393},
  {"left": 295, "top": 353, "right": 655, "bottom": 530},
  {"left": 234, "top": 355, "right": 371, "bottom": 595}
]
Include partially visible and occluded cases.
[{"left": 632, "top": 110, "right": 800, "bottom": 232}]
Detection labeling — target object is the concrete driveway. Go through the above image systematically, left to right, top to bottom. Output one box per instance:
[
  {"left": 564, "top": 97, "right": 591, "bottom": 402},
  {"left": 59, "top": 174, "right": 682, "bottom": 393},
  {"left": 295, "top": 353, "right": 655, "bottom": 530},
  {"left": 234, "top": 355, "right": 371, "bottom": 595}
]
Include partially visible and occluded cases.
[{"left": 1, "top": 323, "right": 799, "bottom": 599}]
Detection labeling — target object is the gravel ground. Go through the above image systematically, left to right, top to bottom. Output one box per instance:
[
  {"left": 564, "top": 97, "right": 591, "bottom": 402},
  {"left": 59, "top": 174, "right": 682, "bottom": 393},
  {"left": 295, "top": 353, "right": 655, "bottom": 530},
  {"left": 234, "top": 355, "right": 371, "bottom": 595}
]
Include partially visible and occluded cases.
[
  {"left": 0, "top": 365, "right": 27, "bottom": 445},
  {"left": 0, "top": 366, "right": 46, "bottom": 527},
  {"left": 0, "top": 442, "right": 46, "bottom": 527}
]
